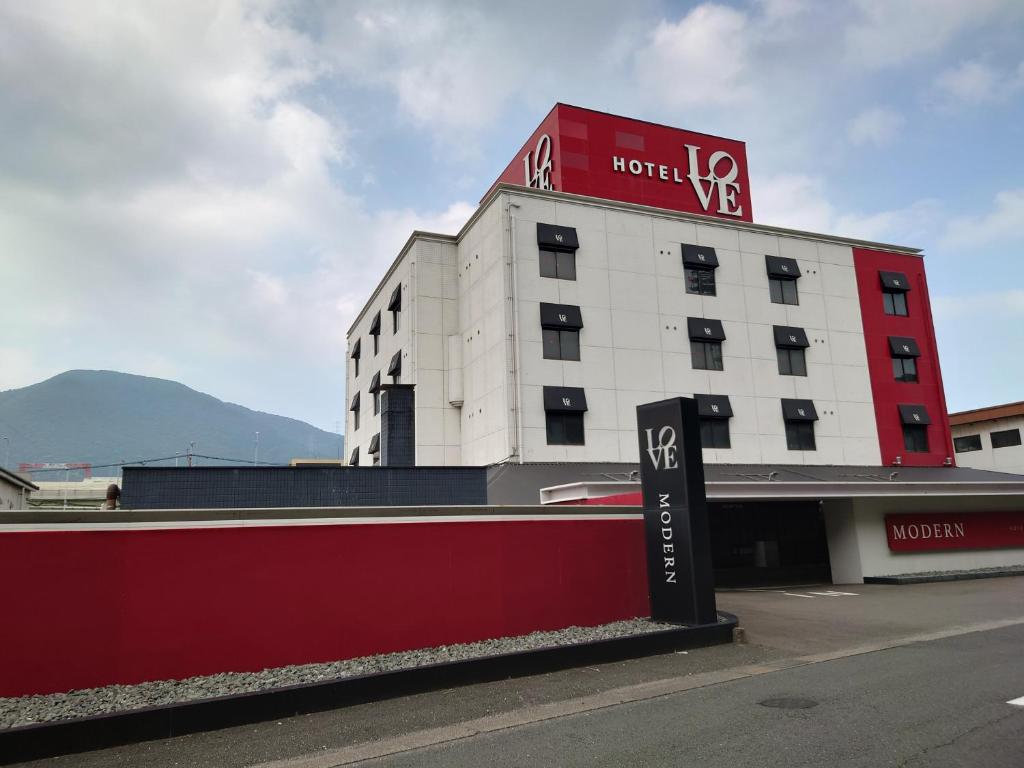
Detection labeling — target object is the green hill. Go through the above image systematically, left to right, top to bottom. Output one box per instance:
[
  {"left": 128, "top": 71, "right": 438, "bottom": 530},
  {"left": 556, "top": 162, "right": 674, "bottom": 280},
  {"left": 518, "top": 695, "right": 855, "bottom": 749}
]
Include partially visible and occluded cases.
[{"left": 0, "top": 370, "right": 342, "bottom": 473}]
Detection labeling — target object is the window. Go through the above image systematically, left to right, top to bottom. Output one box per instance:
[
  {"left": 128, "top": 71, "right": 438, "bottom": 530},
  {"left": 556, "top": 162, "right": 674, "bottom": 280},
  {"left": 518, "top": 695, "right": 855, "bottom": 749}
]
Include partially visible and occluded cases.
[
  {"left": 537, "top": 223, "right": 579, "bottom": 281},
  {"left": 682, "top": 244, "right": 719, "bottom": 296},
  {"left": 539, "top": 249, "right": 576, "bottom": 280},
  {"left": 766, "top": 256, "right": 800, "bottom": 306},
  {"left": 685, "top": 267, "right": 716, "bottom": 296},
  {"left": 881, "top": 271, "right": 910, "bottom": 316},
  {"left": 769, "top": 277, "right": 798, "bottom": 305},
  {"left": 388, "top": 285, "right": 401, "bottom": 333},
  {"left": 883, "top": 291, "right": 909, "bottom": 316},
  {"left": 540, "top": 302, "right": 584, "bottom": 361},
  {"left": 369, "top": 311, "right": 381, "bottom": 355},
  {"left": 687, "top": 318, "right": 726, "bottom": 371},
  {"left": 543, "top": 328, "right": 580, "bottom": 360},
  {"left": 889, "top": 336, "right": 920, "bottom": 382},
  {"left": 351, "top": 338, "right": 361, "bottom": 378},
  {"left": 691, "top": 341, "right": 723, "bottom": 370},
  {"left": 777, "top": 348, "right": 807, "bottom": 376},
  {"left": 388, "top": 350, "right": 402, "bottom": 384},
  {"left": 892, "top": 357, "right": 918, "bottom": 382},
  {"left": 369, "top": 372, "right": 381, "bottom": 415},
  {"left": 543, "top": 386, "right": 587, "bottom": 446},
  {"left": 349, "top": 392, "right": 360, "bottom": 432},
  {"left": 782, "top": 398, "right": 818, "bottom": 451},
  {"left": 546, "top": 412, "right": 585, "bottom": 445},
  {"left": 700, "top": 419, "right": 730, "bottom": 449},
  {"left": 786, "top": 422, "right": 816, "bottom": 451},
  {"left": 903, "top": 424, "right": 929, "bottom": 453},
  {"left": 991, "top": 429, "right": 1022, "bottom": 449},
  {"left": 368, "top": 433, "right": 380, "bottom": 465},
  {"left": 953, "top": 434, "right": 982, "bottom": 453},
  {"left": 348, "top": 447, "right": 359, "bottom": 466}
]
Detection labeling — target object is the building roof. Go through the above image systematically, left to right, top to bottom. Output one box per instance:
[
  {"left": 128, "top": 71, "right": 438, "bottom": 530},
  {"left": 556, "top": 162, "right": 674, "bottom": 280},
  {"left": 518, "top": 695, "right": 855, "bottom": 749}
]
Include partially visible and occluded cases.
[
  {"left": 949, "top": 401, "right": 1024, "bottom": 426},
  {"left": 487, "top": 462, "right": 1024, "bottom": 505},
  {"left": 0, "top": 467, "right": 39, "bottom": 492}
]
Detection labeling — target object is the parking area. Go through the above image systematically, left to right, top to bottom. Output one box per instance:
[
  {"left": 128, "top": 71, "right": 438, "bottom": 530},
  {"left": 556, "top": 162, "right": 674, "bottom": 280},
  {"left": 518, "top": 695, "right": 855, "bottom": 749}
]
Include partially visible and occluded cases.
[{"left": 716, "top": 575, "right": 1024, "bottom": 654}]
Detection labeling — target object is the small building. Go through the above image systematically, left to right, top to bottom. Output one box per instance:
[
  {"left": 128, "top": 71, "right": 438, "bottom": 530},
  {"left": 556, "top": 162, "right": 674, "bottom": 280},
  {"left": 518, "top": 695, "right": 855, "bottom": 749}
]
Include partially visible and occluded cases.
[
  {"left": 949, "top": 402, "right": 1024, "bottom": 476},
  {"left": 0, "top": 468, "right": 38, "bottom": 511}
]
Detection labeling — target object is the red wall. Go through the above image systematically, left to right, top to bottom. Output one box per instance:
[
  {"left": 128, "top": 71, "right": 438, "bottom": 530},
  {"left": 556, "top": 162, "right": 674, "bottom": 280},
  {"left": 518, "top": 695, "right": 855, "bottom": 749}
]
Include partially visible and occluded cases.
[
  {"left": 489, "top": 104, "right": 753, "bottom": 222},
  {"left": 853, "top": 248, "right": 954, "bottom": 466},
  {"left": 0, "top": 518, "right": 648, "bottom": 697}
]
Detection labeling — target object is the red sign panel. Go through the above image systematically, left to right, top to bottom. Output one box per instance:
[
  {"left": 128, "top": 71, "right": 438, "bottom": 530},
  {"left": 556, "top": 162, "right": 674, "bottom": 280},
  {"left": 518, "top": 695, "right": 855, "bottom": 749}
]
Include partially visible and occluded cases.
[
  {"left": 489, "top": 104, "right": 753, "bottom": 222},
  {"left": 885, "top": 512, "right": 1024, "bottom": 552}
]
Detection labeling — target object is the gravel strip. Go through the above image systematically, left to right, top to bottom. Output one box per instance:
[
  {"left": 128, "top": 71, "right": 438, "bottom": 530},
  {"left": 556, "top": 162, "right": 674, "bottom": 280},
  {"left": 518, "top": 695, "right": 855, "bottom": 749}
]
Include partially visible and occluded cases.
[{"left": 1, "top": 618, "right": 679, "bottom": 729}]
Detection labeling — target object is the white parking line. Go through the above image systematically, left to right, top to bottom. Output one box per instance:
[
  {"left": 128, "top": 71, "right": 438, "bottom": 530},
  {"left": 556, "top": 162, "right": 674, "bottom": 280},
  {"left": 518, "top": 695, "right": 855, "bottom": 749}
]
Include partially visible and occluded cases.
[
  {"left": 808, "top": 591, "right": 860, "bottom": 597},
  {"left": 781, "top": 592, "right": 816, "bottom": 598},
  {"left": 1008, "top": 695, "right": 1024, "bottom": 707}
]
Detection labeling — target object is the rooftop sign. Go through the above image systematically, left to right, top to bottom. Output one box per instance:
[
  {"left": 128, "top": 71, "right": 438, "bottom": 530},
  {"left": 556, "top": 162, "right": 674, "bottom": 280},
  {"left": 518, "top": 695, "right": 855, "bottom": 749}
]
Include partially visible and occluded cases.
[{"left": 489, "top": 104, "right": 753, "bottom": 222}]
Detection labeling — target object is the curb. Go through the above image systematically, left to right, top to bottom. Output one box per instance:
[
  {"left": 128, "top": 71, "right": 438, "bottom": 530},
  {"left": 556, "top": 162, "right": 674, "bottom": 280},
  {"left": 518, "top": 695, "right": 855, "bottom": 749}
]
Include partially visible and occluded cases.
[
  {"left": 864, "top": 569, "right": 1024, "bottom": 585},
  {"left": 0, "top": 613, "right": 736, "bottom": 765}
]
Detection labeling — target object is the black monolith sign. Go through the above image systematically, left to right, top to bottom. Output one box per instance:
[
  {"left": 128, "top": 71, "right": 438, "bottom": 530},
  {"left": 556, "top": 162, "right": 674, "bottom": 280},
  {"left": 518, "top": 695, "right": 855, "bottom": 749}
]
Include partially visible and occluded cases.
[{"left": 636, "top": 397, "right": 717, "bottom": 625}]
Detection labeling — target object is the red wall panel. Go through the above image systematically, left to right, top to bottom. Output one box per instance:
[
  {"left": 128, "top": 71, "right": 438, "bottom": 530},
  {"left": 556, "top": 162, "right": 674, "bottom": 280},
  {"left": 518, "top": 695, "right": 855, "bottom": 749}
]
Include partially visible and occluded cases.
[
  {"left": 489, "top": 104, "right": 752, "bottom": 222},
  {"left": 852, "top": 248, "right": 954, "bottom": 466},
  {"left": 885, "top": 511, "right": 1024, "bottom": 552},
  {"left": 0, "top": 518, "right": 648, "bottom": 697}
]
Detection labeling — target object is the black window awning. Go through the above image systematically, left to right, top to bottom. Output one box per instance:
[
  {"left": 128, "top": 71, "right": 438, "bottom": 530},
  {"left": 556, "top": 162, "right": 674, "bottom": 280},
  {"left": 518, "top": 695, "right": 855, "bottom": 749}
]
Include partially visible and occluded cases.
[
  {"left": 537, "top": 223, "right": 579, "bottom": 252},
  {"left": 681, "top": 244, "right": 719, "bottom": 269},
  {"left": 766, "top": 255, "right": 801, "bottom": 279},
  {"left": 880, "top": 271, "right": 910, "bottom": 292},
  {"left": 388, "top": 284, "right": 402, "bottom": 311},
  {"left": 539, "top": 302, "right": 583, "bottom": 330},
  {"left": 369, "top": 311, "right": 381, "bottom": 335},
  {"left": 687, "top": 317, "right": 726, "bottom": 342},
  {"left": 773, "top": 325, "right": 810, "bottom": 349},
  {"left": 888, "top": 336, "right": 921, "bottom": 358},
  {"left": 350, "top": 338, "right": 361, "bottom": 359},
  {"left": 388, "top": 350, "right": 402, "bottom": 376},
  {"left": 368, "top": 372, "right": 381, "bottom": 393},
  {"left": 543, "top": 386, "right": 588, "bottom": 412},
  {"left": 349, "top": 391, "right": 360, "bottom": 411},
  {"left": 695, "top": 394, "right": 733, "bottom": 419},
  {"left": 781, "top": 398, "right": 818, "bottom": 422},
  {"left": 898, "top": 404, "right": 931, "bottom": 425},
  {"left": 368, "top": 433, "right": 380, "bottom": 454},
  {"left": 349, "top": 447, "right": 359, "bottom": 466}
]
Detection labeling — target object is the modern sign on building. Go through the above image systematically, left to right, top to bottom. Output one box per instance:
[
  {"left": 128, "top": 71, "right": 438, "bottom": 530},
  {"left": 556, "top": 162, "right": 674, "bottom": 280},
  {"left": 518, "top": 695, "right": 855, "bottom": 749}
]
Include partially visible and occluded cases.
[{"left": 636, "top": 397, "right": 717, "bottom": 625}]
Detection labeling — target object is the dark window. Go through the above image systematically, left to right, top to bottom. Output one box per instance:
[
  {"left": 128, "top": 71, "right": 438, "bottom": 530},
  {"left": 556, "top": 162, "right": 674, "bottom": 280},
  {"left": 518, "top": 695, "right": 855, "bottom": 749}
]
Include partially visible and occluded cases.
[
  {"left": 539, "top": 249, "right": 576, "bottom": 280},
  {"left": 685, "top": 267, "right": 716, "bottom": 296},
  {"left": 769, "top": 277, "right": 799, "bottom": 305},
  {"left": 883, "top": 291, "right": 909, "bottom": 316},
  {"left": 392, "top": 310, "right": 399, "bottom": 333},
  {"left": 369, "top": 312, "right": 381, "bottom": 354},
  {"left": 542, "top": 328, "right": 581, "bottom": 360},
  {"left": 373, "top": 334, "right": 379, "bottom": 355},
  {"left": 351, "top": 339, "right": 361, "bottom": 377},
  {"left": 691, "top": 340, "right": 724, "bottom": 371},
  {"left": 777, "top": 347, "right": 807, "bottom": 376},
  {"left": 354, "top": 357, "right": 360, "bottom": 377},
  {"left": 892, "top": 357, "right": 918, "bottom": 382},
  {"left": 369, "top": 373, "right": 381, "bottom": 415},
  {"left": 373, "top": 391, "right": 380, "bottom": 414},
  {"left": 353, "top": 407, "right": 360, "bottom": 431},
  {"left": 546, "top": 412, "right": 585, "bottom": 445},
  {"left": 700, "top": 419, "right": 730, "bottom": 449},
  {"left": 785, "top": 421, "right": 816, "bottom": 450},
  {"left": 903, "top": 424, "right": 929, "bottom": 453},
  {"left": 991, "top": 429, "right": 1022, "bottom": 449},
  {"left": 953, "top": 434, "right": 982, "bottom": 453},
  {"left": 372, "top": 453, "right": 380, "bottom": 466}
]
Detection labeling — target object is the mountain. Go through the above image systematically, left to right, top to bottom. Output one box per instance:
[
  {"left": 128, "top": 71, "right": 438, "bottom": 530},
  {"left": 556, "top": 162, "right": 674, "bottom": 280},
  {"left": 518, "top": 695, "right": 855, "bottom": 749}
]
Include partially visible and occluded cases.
[{"left": 0, "top": 370, "right": 342, "bottom": 472}]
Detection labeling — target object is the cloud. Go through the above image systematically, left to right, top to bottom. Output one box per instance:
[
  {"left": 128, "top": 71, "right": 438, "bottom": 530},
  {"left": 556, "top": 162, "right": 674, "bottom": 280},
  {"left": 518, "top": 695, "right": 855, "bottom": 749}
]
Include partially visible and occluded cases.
[
  {"left": 844, "top": 0, "right": 1019, "bottom": 70},
  {"left": 635, "top": 4, "right": 751, "bottom": 107},
  {"left": 932, "top": 59, "right": 1024, "bottom": 106},
  {"left": 847, "top": 107, "right": 904, "bottom": 146},
  {"left": 941, "top": 189, "right": 1024, "bottom": 248},
  {"left": 932, "top": 290, "right": 1024, "bottom": 319}
]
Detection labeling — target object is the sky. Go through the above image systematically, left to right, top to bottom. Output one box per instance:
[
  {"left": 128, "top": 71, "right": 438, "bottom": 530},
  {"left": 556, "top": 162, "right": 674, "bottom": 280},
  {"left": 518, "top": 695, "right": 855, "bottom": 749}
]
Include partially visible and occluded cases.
[{"left": 1, "top": 0, "right": 1022, "bottom": 433}]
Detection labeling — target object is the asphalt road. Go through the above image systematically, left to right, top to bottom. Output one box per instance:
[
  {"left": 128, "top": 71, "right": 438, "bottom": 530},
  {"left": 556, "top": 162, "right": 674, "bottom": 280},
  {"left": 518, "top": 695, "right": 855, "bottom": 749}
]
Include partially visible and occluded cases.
[
  {"left": 9, "top": 578, "right": 1024, "bottom": 767},
  {"left": 364, "top": 622, "right": 1024, "bottom": 768}
]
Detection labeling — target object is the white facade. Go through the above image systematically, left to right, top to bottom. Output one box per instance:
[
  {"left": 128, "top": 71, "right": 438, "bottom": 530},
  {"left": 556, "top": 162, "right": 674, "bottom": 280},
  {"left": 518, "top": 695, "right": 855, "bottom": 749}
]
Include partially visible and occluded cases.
[
  {"left": 346, "top": 186, "right": 917, "bottom": 467},
  {"left": 951, "top": 410, "right": 1024, "bottom": 476}
]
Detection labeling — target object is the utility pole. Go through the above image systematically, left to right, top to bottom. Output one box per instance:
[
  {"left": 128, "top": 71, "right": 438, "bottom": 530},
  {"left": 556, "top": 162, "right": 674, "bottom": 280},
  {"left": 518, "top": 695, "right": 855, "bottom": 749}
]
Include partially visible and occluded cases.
[
  {"left": 254, "top": 432, "right": 260, "bottom": 466},
  {"left": 187, "top": 441, "right": 195, "bottom": 468}
]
